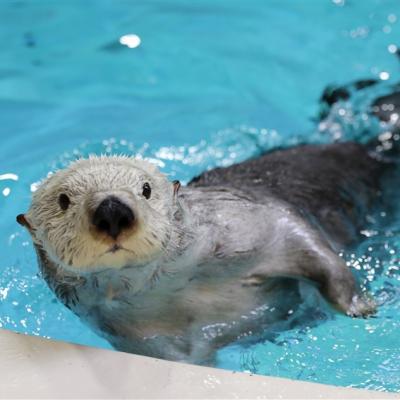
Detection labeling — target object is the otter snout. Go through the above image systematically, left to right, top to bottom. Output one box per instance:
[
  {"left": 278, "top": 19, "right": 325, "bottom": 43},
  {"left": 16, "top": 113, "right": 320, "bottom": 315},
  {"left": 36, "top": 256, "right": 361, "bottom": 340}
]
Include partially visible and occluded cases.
[{"left": 92, "top": 196, "right": 135, "bottom": 239}]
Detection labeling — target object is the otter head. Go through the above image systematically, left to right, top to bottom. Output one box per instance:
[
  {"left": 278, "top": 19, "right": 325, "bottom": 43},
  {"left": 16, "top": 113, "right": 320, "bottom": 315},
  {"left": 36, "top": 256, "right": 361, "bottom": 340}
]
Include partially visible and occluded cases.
[{"left": 17, "top": 156, "right": 182, "bottom": 273}]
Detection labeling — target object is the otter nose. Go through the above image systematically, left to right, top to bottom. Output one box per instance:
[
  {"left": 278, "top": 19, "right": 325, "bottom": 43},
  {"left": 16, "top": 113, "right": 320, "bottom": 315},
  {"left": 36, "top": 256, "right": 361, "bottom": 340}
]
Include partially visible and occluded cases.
[{"left": 92, "top": 196, "right": 135, "bottom": 239}]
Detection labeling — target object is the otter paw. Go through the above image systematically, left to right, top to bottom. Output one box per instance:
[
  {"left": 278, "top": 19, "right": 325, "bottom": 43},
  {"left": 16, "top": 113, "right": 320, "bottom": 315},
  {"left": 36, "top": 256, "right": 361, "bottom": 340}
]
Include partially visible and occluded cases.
[{"left": 345, "top": 294, "right": 376, "bottom": 318}]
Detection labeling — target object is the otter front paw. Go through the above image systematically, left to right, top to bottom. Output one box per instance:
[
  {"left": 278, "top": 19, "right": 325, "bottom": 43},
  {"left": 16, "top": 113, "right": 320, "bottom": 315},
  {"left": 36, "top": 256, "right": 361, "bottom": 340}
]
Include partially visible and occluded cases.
[
  {"left": 321, "top": 262, "right": 377, "bottom": 318},
  {"left": 325, "top": 281, "right": 376, "bottom": 317},
  {"left": 344, "top": 294, "right": 376, "bottom": 318}
]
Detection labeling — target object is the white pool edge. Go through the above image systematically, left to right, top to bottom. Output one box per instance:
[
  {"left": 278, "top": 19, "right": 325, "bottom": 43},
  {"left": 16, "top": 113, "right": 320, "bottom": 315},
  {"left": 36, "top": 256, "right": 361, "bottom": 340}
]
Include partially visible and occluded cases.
[{"left": 0, "top": 329, "right": 397, "bottom": 399}]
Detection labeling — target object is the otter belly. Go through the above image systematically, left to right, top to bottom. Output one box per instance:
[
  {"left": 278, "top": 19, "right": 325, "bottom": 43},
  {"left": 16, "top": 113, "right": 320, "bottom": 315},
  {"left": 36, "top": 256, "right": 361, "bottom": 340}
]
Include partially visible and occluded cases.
[{"left": 72, "top": 271, "right": 301, "bottom": 363}]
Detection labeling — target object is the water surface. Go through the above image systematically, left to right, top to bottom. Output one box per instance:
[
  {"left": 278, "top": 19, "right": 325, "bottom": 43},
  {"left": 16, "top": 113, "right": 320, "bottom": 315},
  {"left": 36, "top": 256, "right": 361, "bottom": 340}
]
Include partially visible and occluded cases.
[{"left": 1, "top": 0, "right": 400, "bottom": 392}]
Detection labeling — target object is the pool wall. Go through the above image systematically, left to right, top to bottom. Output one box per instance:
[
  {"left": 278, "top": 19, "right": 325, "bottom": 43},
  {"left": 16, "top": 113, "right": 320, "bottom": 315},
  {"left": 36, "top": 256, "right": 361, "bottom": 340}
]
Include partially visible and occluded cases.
[{"left": 0, "top": 328, "right": 397, "bottom": 399}]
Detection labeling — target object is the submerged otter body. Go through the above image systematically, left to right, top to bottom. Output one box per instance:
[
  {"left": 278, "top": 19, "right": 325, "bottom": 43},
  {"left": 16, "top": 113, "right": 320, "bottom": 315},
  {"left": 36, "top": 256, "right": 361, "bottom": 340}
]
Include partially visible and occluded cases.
[{"left": 18, "top": 87, "right": 400, "bottom": 364}]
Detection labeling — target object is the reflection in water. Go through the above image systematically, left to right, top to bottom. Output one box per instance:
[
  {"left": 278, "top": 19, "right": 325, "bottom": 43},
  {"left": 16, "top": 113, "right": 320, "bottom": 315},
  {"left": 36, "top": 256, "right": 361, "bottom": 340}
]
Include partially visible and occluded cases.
[
  {"left": 119, "top": 34, "right": 141, "bottom": 49},
  {"left": 379, "top": 71, "right": 390, "bottom": 80},
  {"left": 0, "top": 173, "right": 18, "bottom": 181},
  {"left": 0, "top": 174, "right": 18, "bottom": 197}
]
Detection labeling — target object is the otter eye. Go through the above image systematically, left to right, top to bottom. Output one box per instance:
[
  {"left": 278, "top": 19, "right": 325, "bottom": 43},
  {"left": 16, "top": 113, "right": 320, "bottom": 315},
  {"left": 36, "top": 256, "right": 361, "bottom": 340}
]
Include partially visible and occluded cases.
[
  {"left": 142, "top": 182, "right": 151, "bottom": 199},
  {"left": 58, "top": 193, "right": 70, "bottom": 210}
]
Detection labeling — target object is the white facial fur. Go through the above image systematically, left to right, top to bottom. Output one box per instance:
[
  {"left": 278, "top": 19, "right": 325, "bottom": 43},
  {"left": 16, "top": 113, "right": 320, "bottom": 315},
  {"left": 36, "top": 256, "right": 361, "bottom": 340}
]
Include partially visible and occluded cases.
[{"left": 25, "top": 156, "right": 177, "bottom": 273}]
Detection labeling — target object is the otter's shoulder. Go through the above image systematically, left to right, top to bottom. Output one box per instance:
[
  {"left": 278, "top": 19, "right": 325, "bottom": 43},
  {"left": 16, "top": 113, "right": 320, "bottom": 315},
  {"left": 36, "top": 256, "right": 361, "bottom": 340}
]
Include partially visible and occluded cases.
[
  {"left": 186, "top": 141, "right": 383, "bottom": 246},
  {"left": 188, "top": 142, "right": 377, "bottom": 188}
]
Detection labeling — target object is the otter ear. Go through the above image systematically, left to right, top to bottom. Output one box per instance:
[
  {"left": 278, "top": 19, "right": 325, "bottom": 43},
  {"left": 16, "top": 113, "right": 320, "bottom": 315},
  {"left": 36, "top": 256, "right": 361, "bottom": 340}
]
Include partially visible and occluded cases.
[
  {"left": 173, "top": 180, "right": 181, "bottom": 196},
  {"left": 16, "top": 214, "right": 32, "bottom": 231}
]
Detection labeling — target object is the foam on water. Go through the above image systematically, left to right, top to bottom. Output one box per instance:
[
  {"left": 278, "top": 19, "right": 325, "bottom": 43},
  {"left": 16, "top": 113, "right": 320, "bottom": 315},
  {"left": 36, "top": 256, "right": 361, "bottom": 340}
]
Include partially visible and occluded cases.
[{"left": 1, "top": 0, "right": 400, "bottom": 392}]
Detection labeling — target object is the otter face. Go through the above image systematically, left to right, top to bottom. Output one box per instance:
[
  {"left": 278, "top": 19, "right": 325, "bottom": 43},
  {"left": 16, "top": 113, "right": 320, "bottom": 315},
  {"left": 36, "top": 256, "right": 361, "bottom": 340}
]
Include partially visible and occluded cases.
[{"left": 18, "top": 156, "right": 178, "bottom": 273}]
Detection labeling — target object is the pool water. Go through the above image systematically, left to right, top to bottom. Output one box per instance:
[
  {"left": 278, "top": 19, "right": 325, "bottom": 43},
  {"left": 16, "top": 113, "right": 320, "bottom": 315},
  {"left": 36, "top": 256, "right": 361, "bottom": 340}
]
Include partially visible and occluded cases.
[{"left": 1, "top": 0, "right": 400, "bottom": 392}]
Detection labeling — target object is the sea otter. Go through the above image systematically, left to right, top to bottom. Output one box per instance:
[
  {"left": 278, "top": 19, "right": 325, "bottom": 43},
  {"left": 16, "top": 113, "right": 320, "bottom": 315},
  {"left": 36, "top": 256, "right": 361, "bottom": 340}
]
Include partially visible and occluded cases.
[{"left": 16, "top": 84, "right": 400, "bottom": 364}]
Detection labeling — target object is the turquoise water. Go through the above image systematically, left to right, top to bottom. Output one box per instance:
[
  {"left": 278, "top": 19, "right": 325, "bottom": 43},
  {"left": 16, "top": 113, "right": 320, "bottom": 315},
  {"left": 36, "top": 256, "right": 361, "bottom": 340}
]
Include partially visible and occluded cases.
[{"left": 1, "top": 0, "right": 400, "bottom": 392}]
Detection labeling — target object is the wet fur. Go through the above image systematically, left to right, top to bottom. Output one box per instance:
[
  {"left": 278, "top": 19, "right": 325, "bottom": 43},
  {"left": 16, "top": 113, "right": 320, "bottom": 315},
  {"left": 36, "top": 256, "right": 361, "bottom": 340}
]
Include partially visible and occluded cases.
[{"left": 189, "top": 142, "right": 383, "bottom": 247}]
